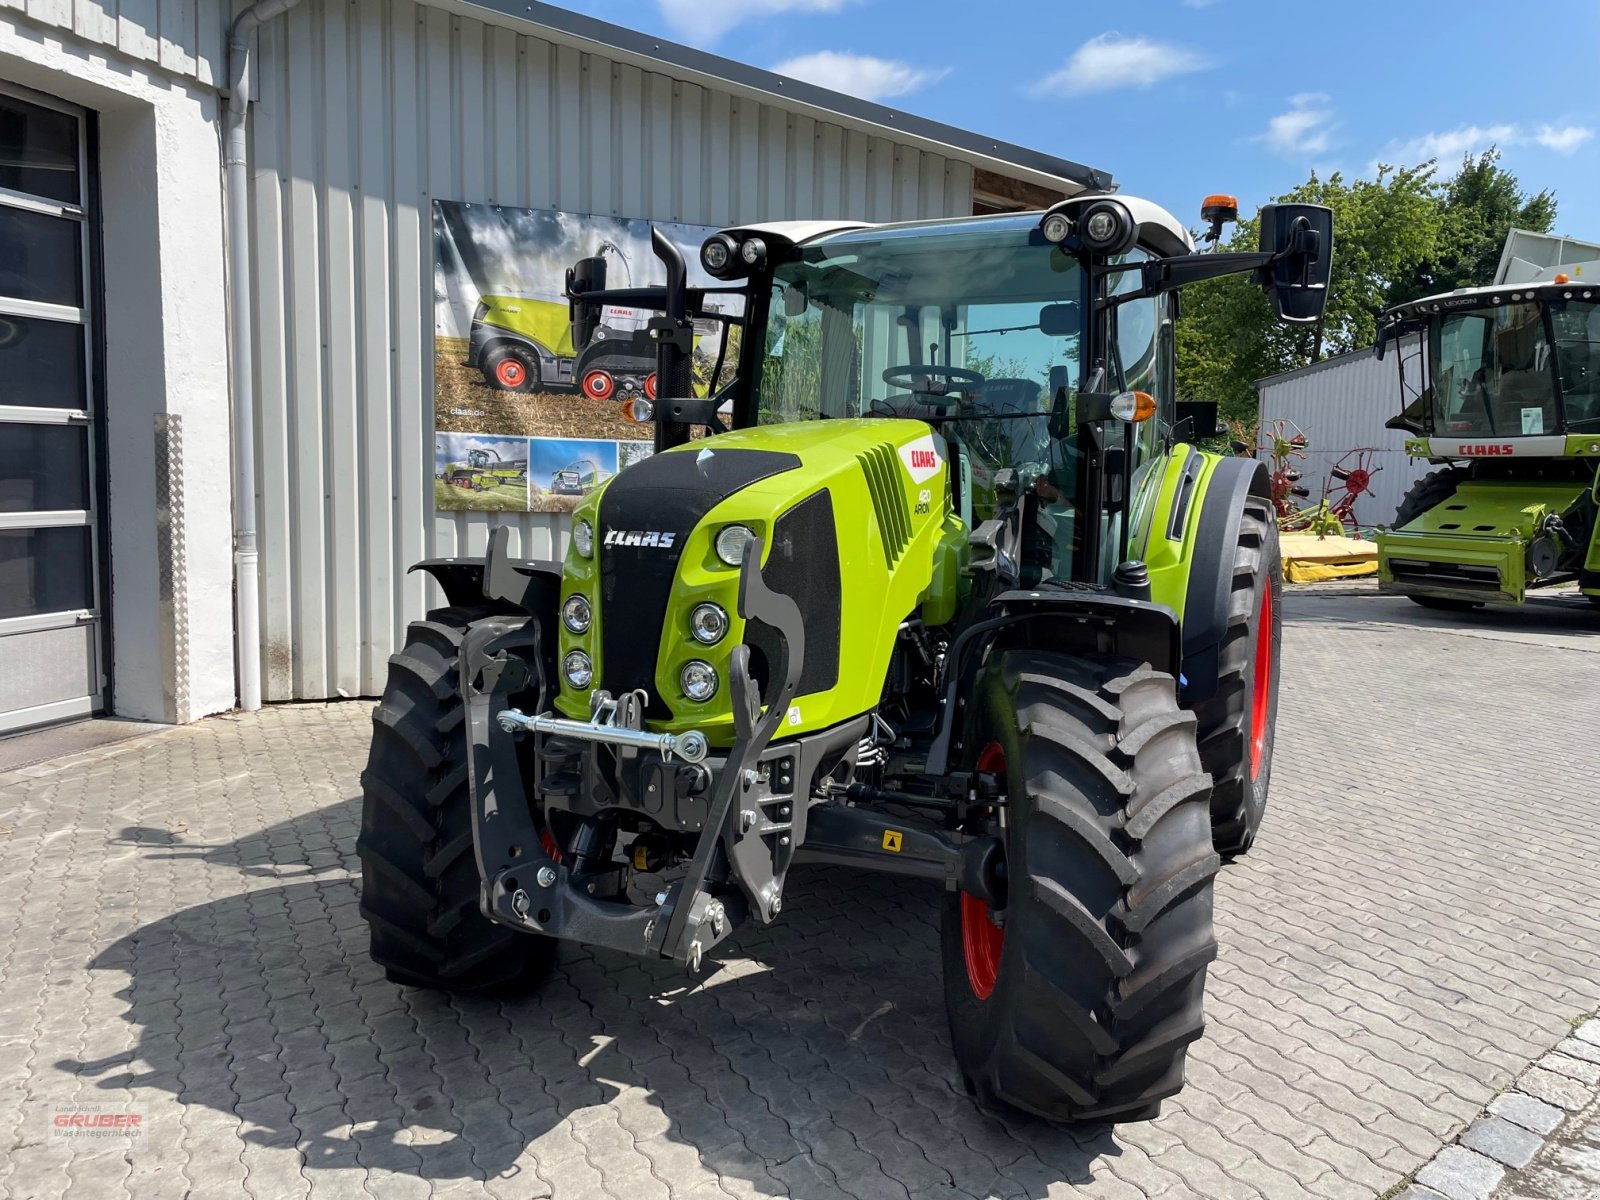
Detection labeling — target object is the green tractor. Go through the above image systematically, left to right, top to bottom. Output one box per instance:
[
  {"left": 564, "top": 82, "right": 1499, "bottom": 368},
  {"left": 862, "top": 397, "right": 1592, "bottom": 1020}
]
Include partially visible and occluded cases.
[
  {"left": 360, "top": 194, "right": 1332, "bottom": 1121},
  {"left": 1375, "top": 279, "right": 1600, "bottom": 609}
]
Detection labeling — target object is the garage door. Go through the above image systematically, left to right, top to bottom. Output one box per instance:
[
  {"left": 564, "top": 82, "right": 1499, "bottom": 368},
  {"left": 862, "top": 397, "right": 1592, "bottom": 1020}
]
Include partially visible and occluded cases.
[{"left": 0, "top": 86, "right": 105, "bottom": 733}]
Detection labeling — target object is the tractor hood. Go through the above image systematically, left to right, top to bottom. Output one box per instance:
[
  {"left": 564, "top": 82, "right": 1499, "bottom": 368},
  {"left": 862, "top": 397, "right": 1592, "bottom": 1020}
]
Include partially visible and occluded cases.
[{"left": 555, "top": 419, "right": 958, "bottom": 743}]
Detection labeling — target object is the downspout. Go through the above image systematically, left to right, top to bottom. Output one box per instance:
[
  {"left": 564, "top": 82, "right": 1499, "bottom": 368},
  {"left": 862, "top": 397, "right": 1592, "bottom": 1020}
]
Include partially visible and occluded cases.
[{"left": 225, "top": 0, "right": 303, "bottom": 711}]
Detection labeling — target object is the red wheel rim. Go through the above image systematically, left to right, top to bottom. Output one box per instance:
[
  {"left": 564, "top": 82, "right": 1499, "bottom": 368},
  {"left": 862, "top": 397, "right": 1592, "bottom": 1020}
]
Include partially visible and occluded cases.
[
  {"left": 495, "top": 358, "right": 526, "bottom": 388},
  {"left": 582, "top": 369, "right": 614, "bottom": 400},
  {"left": 644, "top": 372, "right": 658, "bottom": 399},
  {"left": 1250, "top": 584, "right": 1273, "bottom": 780},
  {"left": 961, "top": 742, "right": 1007, "bottom": 1000}
]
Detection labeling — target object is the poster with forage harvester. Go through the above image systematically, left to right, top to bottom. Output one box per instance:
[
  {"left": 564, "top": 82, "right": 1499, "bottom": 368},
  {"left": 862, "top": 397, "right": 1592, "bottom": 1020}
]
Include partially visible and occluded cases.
[{"left": 432, "top": 201, "right": 741, "bottom": 514}]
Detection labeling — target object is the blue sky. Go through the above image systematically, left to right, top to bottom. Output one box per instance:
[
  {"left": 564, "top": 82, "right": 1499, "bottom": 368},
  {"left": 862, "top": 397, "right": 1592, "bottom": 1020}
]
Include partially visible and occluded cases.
[{"left": 566, "top": 0, "right": 1599, "bottom": 240}]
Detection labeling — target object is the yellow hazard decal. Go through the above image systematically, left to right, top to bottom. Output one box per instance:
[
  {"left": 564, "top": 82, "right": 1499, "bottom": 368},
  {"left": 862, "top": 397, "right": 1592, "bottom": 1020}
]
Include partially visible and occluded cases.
[{"left": 882, "top": 830, "right": 903, "bottom": 852}]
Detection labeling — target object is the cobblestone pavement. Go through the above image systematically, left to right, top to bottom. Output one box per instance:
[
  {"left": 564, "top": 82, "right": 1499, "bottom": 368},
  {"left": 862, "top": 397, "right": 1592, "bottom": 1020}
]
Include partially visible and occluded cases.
[{"left": 2, "top": 593, "right": 1599, "bottom": 1200}]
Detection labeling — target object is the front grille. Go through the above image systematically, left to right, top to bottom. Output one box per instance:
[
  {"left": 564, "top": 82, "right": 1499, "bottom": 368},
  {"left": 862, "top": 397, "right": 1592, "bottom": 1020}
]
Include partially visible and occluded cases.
[
  {"left": 858, "top": 445, "right": 912, "bottom": 567},
  {"left": 596, "top": 446, "right": 801, "bottom": 716},
  {"left": 1388, "top": 559, "right": 1504, "bottom": 593}
]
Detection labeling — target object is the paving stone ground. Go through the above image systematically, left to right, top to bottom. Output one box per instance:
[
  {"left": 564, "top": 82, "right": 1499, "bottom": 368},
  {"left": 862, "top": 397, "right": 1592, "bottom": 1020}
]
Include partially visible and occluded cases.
[{"left": 1, "top": 592, "right": 1599, "bottom": 1200}]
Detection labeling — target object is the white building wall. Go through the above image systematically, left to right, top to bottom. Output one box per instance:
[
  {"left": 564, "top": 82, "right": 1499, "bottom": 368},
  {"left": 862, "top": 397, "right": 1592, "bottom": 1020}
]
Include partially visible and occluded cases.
[
  {"left": 0, "top": 0, "right": 224, "bottom": 84},
  {"left": 245, "top": 0, "right": 980, "bottom": 701},
  {"left": 0, "top": 12, "right": 234, "bottom": 722},
  {"left": 1256, "top": 335, "right": 1431, "bottom": 532}
]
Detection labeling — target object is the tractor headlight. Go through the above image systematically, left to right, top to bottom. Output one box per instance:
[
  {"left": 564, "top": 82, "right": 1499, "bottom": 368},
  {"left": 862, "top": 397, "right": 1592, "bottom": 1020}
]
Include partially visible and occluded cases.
[
  {"left": 1077, "top": 200, "right": 1137, "bottom": 254},
  {"left": 1040, "top": 212, "right": 1073, "bottom": 244},
  {"left": 701, "top": 234, "right": 739, "bottom": 277},
  {"left": 740, "top": 237, "right": 767, "bottom": 267},
  {"left": 573, "top": 519, "right": 594, "bottom": 558},
  {"left": 715, "top": 524, "right": 756, "bottom": 567},
  {"left": 561, "top": 594, "right": 591, "bottom": 633},
  {"left": 690, "top": 602, "right": 728, "bottom": 645},
  {"left": 563, "top": 650, "right": 593, "bottom": 689},
  {"left": 680, "top": 660, "right": 718, "bottom": 702}
]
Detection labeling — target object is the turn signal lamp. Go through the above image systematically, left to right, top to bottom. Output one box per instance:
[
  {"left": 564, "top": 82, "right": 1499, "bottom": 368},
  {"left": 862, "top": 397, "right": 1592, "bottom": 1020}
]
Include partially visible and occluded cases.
[
  {"left": 1110, "top": 391, "right": 1157, "bottom": 423},
  {"left": 621, "top": 396, "right": 654, "bottom": 424}
]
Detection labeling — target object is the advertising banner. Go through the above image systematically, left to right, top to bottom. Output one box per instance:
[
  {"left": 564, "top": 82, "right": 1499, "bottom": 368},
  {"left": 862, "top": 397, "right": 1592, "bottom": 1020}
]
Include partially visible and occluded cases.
[{"left": 431, "top": 201, "right": 735, "bottom": 513}]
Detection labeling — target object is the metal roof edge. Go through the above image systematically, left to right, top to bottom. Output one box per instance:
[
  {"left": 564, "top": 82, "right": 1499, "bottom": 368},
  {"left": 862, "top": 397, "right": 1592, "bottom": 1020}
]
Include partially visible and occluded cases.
[
  {"left": 438, "top": 0, "right": 1114, "bottom": 194},
  {"left": 1254, "top": 343, "right": 1379, "bottom": 391}
]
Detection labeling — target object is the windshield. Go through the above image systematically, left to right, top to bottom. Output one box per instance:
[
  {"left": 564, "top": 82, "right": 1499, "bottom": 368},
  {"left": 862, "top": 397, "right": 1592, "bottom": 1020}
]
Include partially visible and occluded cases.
[
  {"left": 756, "top": 224, "right": 1172, "bottom": 580},
  {"left": 1431, "top": 303, "right": 1557, "bottom": 436}
]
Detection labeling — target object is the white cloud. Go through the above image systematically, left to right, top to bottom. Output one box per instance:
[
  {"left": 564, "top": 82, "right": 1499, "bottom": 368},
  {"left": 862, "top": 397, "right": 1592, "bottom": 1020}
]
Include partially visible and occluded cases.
[
  {"left": 657, "top": 0, "right": 854, "bottom": 44},
  {"left": 1030, "top": 33, "right": 1210, "bottom": 97},
  {"left": 772, "top": 51, "right": 947, "bottom": 101},
  {"left": 1257, "top": 93, "right": 1338, "bottom": 157},
  {"left": 1373, "top": 121, "right": 1594, "bottom": 168},
  {"left": 1381, "top": 123, "right": 1517, "bottom": 165},
  {"left": 1533, "top": 124, "right": 1594, "bottom": 154}
]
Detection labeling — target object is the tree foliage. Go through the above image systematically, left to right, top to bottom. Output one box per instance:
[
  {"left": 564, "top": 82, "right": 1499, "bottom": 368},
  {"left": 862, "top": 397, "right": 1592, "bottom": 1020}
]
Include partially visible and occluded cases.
[{"left": 1176, "top": 150, "right": 1560, "bottom": 424}]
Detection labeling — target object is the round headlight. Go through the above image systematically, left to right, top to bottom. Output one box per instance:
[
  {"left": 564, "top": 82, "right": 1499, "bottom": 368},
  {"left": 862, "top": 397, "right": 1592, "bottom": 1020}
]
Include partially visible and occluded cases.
[
  {"left": 1079, "top": 201, "right": 1136, "bottom": 253},
  {"left": 1041, "top": 212, "right": 1073, "bottom": 244},
  {"left": 702, "top": 237, "right": 731, "bottom": 272},
  {"left": 740, "top": 237, "right": 767, "bottom": 266},
  {"left": 573, "top": 519, "right": 594, "bottom": 558},
  {"left": 715, "top": 524, "right": 756, "bottom": 567},
  {"left": 562, "top": 593, "right": 591, "bottom": 633},
  {"left": 690, "top": 602, "right": 728, "bottom": 645},
  {"left": 563, "top": 650, "right": 593, "bottom": 689},
  {"left": 681, "top": 660, "right": 718, "bottom": 702}
]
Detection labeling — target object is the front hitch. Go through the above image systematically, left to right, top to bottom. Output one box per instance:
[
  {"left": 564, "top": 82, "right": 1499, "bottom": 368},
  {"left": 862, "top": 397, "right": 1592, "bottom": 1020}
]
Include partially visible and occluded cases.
[{"left": 461, "top": 530, "right": 808, "bottom": 970}]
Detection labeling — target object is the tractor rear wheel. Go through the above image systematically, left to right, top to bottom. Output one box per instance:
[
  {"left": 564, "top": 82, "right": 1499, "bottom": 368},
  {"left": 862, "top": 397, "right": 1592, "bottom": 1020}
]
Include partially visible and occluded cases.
[
  {"left": 483, "top": 344, "right": 539, "bottom": 393},
  {"left": 1393, "top": 466, "right": 1466, "bottom": 530},
  {"left": 1193, "top": 496, "right": 1282, "bottom": 857},
  {"left": 358, "top": 606, "right": 557, "bottom": 993},
  {"left": 940, "top": 651, "right": 1219, "bottom": 1123}
]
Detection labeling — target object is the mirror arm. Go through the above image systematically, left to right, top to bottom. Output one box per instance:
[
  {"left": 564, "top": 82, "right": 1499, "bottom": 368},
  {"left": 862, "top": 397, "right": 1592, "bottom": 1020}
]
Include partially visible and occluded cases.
[{"left": 1098, "top": 250, "right": 1280, "bottom": 311}]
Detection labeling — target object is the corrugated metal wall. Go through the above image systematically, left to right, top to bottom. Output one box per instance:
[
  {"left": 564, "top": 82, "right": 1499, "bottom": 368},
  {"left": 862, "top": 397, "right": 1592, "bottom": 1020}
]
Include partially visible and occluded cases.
[
  {"left": 0, "top": 0, "right": 224, "bottom": 84},
  {"left": 246, "top": 0, "right": 976, "bottom": 701},
  {"left": 1256, "top": 334, "right": 1429, "bottom": 532}
]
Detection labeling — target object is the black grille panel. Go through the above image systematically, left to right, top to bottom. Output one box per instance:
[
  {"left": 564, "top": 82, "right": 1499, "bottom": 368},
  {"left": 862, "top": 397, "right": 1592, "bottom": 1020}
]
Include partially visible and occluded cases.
[
  {"left": 859, "top": 445, "right": 912, "bottom": 567},
  {"left": 597, "top": 447, "right": 800, "bottom": 715},
  {"left": 747, "top": 489, "right": 841, "bottom": 701}
]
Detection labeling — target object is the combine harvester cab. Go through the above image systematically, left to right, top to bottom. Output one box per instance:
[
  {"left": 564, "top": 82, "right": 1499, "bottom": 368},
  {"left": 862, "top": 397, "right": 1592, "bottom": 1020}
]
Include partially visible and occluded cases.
[{"left": 1376, "top": 277, "right": 1600, "bottom": 610}]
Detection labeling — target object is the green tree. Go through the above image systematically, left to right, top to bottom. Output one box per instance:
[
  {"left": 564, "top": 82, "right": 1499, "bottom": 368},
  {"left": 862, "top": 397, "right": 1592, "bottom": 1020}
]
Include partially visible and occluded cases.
[
  {"left": 1383, "top": 148, "right": 1558, "bottom": 306},
  {"left": 1177, "top": 164, "right": 1442, "bottom": 423}
]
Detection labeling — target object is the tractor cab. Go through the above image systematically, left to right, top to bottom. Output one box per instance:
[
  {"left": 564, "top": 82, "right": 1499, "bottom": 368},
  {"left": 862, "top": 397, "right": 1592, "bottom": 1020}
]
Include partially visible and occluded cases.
[{"left": 1376, "top": 280, "right": 1600, "bottom": 607}]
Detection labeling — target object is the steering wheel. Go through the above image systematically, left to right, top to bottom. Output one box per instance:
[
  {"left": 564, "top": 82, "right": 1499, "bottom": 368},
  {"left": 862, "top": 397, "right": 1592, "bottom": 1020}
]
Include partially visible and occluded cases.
[{"left": 881, "top": 364, "right": 985, "bottom": 391}]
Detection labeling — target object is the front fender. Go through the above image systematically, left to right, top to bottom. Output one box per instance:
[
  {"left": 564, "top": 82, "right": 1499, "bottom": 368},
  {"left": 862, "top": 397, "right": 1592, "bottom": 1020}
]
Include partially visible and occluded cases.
[{"left": 1179, "top": 455, "right": 1271, "bottom": 704}]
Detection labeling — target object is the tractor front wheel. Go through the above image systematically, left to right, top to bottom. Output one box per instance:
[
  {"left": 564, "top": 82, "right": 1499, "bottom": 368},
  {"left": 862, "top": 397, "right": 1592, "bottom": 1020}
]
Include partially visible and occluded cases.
[
  {"left": 483, "top": 345, "right": 539, "bottom": 393},
  {"left": 1193, "top": 496, "right": 1282, "bottom": 857},
  {"left": 358, "top": 606, "right": 557, "bottom": 993},
  {"left": 940, "top": 651, "right": 1219, "bottom": 1123}
]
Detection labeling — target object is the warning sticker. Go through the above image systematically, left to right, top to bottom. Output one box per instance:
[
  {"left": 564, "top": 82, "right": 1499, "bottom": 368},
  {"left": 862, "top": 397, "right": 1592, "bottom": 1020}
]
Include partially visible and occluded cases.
[{"left": 882, "top": 830, "right": 903, "bottom": 852}]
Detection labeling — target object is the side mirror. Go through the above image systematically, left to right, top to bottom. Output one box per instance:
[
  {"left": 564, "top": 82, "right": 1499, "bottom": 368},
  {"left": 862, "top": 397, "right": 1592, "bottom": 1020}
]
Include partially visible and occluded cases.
[
  {"left": 1258, "top": 203, "right": 1333, "bottom": 325},
  {"left": 566, "top": 254, "right": 608, "bottom": 350},
  {"left": 1039, "top": 302, "right": 1080, "bottom": 338}
]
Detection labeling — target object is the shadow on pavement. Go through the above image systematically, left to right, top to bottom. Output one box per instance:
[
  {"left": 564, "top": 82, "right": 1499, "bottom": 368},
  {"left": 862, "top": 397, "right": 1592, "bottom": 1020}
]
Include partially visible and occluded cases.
[{"left": 65, "top": 798, "right": 1128, "bottom": 1197}]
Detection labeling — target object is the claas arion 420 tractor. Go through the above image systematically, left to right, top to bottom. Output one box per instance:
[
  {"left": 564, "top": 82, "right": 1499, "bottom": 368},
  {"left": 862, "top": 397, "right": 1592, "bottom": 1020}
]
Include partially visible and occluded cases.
[
  {"left": 360, "top": 193, "right": 1331, "bottom": 1122},
  {"left": 1376, "top": 279, "right": 1600, "bottom": 610}
]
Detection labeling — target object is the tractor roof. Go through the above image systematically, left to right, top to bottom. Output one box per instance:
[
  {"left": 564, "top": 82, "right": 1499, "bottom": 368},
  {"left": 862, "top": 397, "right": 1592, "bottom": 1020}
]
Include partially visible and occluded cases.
[
  {"left": 724, "top": 195, "right": 1194, "bottom": 265},
  {"left": 1383, "top": 278, "right": 1600, "bottom": 327}
]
